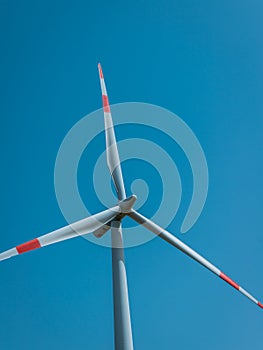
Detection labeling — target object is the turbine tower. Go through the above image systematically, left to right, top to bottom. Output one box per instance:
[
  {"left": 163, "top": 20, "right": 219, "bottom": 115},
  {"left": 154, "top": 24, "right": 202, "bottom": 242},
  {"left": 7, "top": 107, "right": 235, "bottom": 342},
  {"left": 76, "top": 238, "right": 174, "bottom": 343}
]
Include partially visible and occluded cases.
[{"left": 0, "top": 64, "right": 262, "bottom": 350}]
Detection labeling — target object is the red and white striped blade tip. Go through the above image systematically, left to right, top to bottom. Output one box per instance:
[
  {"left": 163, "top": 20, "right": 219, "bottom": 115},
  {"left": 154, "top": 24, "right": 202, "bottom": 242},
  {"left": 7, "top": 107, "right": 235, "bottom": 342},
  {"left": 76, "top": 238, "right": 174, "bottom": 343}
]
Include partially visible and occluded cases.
[
  {"left": 98, "top": 63, "right": 103, "bottom": 78},
  {"left": 0, "top": 239, "right": 41, "bottom": 262},
  {"left": 220, "top": 272, "right": 262, "bottom": 309}
]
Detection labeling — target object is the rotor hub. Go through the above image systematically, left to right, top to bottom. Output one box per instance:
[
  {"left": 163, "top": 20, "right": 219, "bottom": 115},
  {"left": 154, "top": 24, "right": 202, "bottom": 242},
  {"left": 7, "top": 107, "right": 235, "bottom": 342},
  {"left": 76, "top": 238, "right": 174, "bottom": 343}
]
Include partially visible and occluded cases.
[{"left": 119, "top": 195, "right": 137, "bottom": 213}]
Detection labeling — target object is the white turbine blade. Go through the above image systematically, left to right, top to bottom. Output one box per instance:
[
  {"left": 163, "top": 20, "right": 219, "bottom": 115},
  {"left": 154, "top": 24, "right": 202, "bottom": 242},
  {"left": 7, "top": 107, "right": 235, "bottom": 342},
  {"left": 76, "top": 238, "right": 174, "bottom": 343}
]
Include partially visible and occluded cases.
[
  {"left": 98, "top": 63, "right": 126, "bottom": 200},
  {"left": 0, "top": 206, "right": 121, "bottom": 262},
  {"left": 129, "top": 210, "right": 263, "bottom": 309},
  {"left": 93, "top": 223, "right": 111, "bottom": 238}
]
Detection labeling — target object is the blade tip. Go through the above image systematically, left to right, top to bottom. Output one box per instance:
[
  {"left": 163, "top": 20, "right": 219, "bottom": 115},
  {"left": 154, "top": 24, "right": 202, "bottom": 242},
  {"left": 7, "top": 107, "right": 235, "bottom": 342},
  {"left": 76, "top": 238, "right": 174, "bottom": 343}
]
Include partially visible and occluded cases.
[
  {"left": 98, "top": 63, "right": 103, "bottom": 79},
  {"left": 258, "top": 302, "right": 263, "bottom": 309}
]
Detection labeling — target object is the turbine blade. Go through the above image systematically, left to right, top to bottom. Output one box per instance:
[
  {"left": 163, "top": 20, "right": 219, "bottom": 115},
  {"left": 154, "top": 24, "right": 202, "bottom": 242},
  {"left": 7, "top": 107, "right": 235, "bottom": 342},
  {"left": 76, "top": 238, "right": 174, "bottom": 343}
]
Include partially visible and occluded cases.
[
  {"left": 98, "top": 63, "right": 126, "bottom": 200},
  {"left": 0, "top": 206, "right": 121, "bottom": 262},
  {"left": 129, "top": 210, "right": 263, "bottom": 309},
  {"left": 93, "top": 223, "right": 111, "bottom": 238}
]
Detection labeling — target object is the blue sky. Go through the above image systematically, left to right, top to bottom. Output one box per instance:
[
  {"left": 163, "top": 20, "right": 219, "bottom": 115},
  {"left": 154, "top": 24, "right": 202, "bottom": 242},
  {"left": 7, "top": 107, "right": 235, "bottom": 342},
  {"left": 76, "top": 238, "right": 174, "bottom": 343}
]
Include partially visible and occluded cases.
[{"left": 0, "top": 1, "right": 262, "bottom": 349}]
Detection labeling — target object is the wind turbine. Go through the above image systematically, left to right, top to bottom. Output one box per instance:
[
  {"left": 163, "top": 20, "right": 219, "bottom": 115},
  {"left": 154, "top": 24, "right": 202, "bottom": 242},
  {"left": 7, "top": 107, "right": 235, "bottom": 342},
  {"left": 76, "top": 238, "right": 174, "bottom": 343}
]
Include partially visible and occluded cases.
[{"left": 0, "top": 64, "right": 262, "bottom": 350}]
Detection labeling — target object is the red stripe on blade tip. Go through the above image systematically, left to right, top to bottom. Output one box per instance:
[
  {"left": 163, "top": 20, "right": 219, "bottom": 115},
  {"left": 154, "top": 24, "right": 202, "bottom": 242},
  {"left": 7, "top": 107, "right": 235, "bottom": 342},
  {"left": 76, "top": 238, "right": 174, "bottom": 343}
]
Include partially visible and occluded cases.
[
  {"left": 98, "top": 63, "right": 104, "bottom": 79},
  {"left": 102, "top": 95, "right": 110, "bottom": 112},
  {"left": 16, "top": 239, "right": 41, "bottom": 254},
  {"left": 220, "top": 272, "right": 240, "bottom": 290},
  {"left": 258, "top": 302, "right": 263, "bottom": 309}
]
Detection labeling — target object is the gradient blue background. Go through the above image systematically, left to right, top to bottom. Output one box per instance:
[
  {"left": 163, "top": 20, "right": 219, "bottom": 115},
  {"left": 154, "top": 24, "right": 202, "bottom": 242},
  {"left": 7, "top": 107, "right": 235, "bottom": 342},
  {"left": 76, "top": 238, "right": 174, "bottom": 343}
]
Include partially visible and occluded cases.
[{"left": 0, "top": 1, "right": 262, "bottom": 349}]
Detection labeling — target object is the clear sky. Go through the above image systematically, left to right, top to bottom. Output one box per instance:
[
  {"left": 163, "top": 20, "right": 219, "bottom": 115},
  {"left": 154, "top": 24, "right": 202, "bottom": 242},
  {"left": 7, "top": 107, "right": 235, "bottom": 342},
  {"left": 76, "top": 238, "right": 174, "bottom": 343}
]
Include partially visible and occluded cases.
[{"left": 0, "top": 1, "right": 262, "bottom": 349}]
